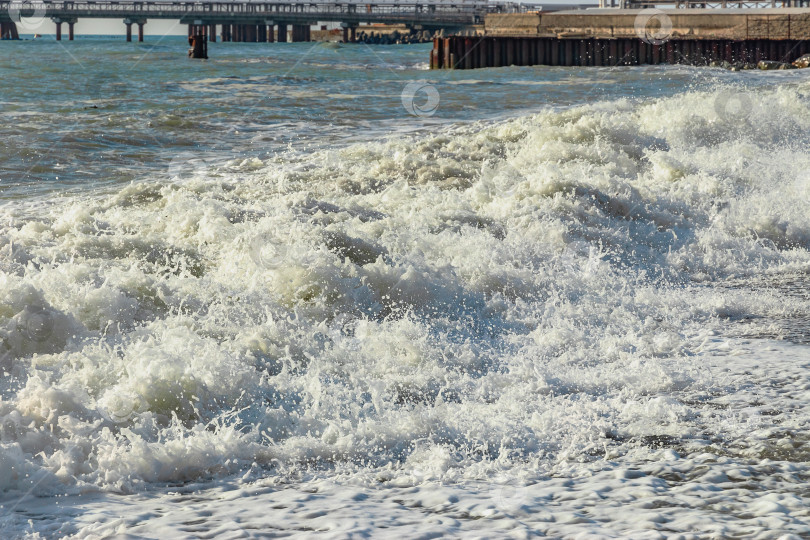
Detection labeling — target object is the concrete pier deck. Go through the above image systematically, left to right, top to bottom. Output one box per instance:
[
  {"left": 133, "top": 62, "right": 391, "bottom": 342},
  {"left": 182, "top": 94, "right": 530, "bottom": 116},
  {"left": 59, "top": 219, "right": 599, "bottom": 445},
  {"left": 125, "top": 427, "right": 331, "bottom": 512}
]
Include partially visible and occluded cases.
[
  {"left": 487, "top": 8, "right": 810, "bottom": 40},
  {"left": 431, "top": 9, "right": 810, "bottom": 68}
]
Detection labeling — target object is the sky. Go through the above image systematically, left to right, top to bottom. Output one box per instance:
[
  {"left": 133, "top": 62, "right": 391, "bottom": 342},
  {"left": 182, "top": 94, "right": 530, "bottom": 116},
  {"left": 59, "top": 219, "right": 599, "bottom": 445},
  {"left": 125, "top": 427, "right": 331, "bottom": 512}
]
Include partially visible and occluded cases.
[{"left": 33, "top": 19, "right": 189, "bottom": 37}]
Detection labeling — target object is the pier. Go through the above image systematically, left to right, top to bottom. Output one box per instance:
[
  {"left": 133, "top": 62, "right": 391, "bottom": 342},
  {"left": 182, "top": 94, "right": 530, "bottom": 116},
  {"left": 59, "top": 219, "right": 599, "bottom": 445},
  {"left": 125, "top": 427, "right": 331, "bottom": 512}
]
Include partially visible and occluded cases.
[
  {"left": 0, "top": 0, "right": 497, "bottom": 42},
  {"left": 430, "top": 8, "right": 810, "bottom": 68}
]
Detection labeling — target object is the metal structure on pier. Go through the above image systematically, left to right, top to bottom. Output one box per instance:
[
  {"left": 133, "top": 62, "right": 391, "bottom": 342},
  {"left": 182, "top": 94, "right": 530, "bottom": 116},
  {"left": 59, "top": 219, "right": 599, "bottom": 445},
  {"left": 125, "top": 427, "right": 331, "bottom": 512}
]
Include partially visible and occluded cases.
[
  {"left": 0, "top": 0, "right": 527, "bottom": 41},
  {"left": 0, "top": 0, "right": 509, "bottom": 42},
  {"left": 0, "top": 0, "right": 495, "bottom": 26},
  {"left": 3, "top": 0, "right": 810, "bottom": 42},
  {"left": 600, "top": 0, "right": 810, "bottom": 7}
]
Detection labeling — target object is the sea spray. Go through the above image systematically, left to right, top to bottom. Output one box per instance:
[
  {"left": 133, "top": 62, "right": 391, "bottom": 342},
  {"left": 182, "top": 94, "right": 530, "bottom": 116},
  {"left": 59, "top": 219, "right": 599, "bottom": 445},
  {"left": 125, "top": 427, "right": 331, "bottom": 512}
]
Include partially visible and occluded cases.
[{"left": 2, "top": 80, "right": 810, "bottom": 536}]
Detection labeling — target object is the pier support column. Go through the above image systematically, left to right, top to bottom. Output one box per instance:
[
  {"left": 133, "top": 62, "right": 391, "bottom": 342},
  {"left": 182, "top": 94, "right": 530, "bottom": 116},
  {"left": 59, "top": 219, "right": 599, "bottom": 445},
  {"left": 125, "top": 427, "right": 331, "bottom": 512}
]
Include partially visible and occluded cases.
[
  {"left": 53, "top": 17, "right": 77, "bottom": 41},
  {"left": 52, "top": 18, "right": 62, "bottom": 41},
  {"left": 124, "top": 18, "right": 145, "bottom": 43},
  {"left": 1, "top": 21, "right": 20, "bottom": 40},
  {"left": 265, "top": 21, "right": 274, "bottom": 42},
  {"left": 339, "top": 22, "right": 357, "bottom": 43},
  {"left": 277, "top": 23, "right": 287, "bottom": 42},
  {"left": 209, "top": 24, "right": 216, "bottom": 42},
  {"left": 257, "top": 24, "right": 266, "bottom": 42},
  {"left": 291, "top": 24, "right": 310, "bottom": 42},
  {"left": 291, "top": 25, "right": 300, "bottom": 42}
]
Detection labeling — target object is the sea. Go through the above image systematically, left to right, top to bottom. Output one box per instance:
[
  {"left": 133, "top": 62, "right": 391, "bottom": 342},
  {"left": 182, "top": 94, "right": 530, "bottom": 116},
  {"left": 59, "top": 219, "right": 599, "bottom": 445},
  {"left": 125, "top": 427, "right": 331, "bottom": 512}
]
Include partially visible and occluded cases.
[{"left": 1, "top": 34, "right": 810, "bottom": 539}]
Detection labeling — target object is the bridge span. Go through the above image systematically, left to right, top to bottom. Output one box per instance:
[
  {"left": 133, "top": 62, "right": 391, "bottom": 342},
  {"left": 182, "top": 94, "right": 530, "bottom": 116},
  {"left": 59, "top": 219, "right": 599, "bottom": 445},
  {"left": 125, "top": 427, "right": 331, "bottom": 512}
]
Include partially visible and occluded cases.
[{"left": 0, "top": 0, "right": 507, "bottom": 42}]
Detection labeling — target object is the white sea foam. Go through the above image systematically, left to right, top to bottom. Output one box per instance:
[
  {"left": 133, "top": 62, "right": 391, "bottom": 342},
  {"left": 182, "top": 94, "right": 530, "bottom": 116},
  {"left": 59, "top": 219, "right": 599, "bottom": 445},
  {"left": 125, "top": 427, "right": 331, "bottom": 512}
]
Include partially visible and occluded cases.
[{"left": 2, "top": 81, "right": 810, "bottom": 537}]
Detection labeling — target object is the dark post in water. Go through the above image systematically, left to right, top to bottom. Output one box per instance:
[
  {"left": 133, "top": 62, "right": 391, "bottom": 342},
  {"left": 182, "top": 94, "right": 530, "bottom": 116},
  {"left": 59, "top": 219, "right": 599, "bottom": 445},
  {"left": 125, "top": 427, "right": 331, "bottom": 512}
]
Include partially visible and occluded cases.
[{"left": 188, "top": 33, "right": 208, "bottom": 59}]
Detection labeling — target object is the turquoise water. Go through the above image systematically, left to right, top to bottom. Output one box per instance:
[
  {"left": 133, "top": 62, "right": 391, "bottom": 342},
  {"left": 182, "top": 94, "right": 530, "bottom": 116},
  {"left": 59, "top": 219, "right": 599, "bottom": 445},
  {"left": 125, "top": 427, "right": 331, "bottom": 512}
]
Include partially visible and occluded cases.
[{"left": 0, "top": 35, "right": 765, "bottom": 197}]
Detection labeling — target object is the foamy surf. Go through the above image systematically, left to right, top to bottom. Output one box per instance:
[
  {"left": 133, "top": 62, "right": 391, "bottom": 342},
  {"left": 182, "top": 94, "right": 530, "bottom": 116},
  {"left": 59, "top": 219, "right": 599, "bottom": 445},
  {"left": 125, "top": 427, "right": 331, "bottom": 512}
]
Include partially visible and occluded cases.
[{"left": 2, "top": 79, "right": 810, "bottom": 538}]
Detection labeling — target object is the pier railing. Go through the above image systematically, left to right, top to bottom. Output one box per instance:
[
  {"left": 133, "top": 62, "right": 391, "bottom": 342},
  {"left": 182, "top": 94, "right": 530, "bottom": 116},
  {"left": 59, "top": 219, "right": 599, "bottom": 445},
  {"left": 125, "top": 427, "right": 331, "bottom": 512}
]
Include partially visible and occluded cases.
[{"left": 0, "top": 0, "right": 505, "bottom": 25}]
